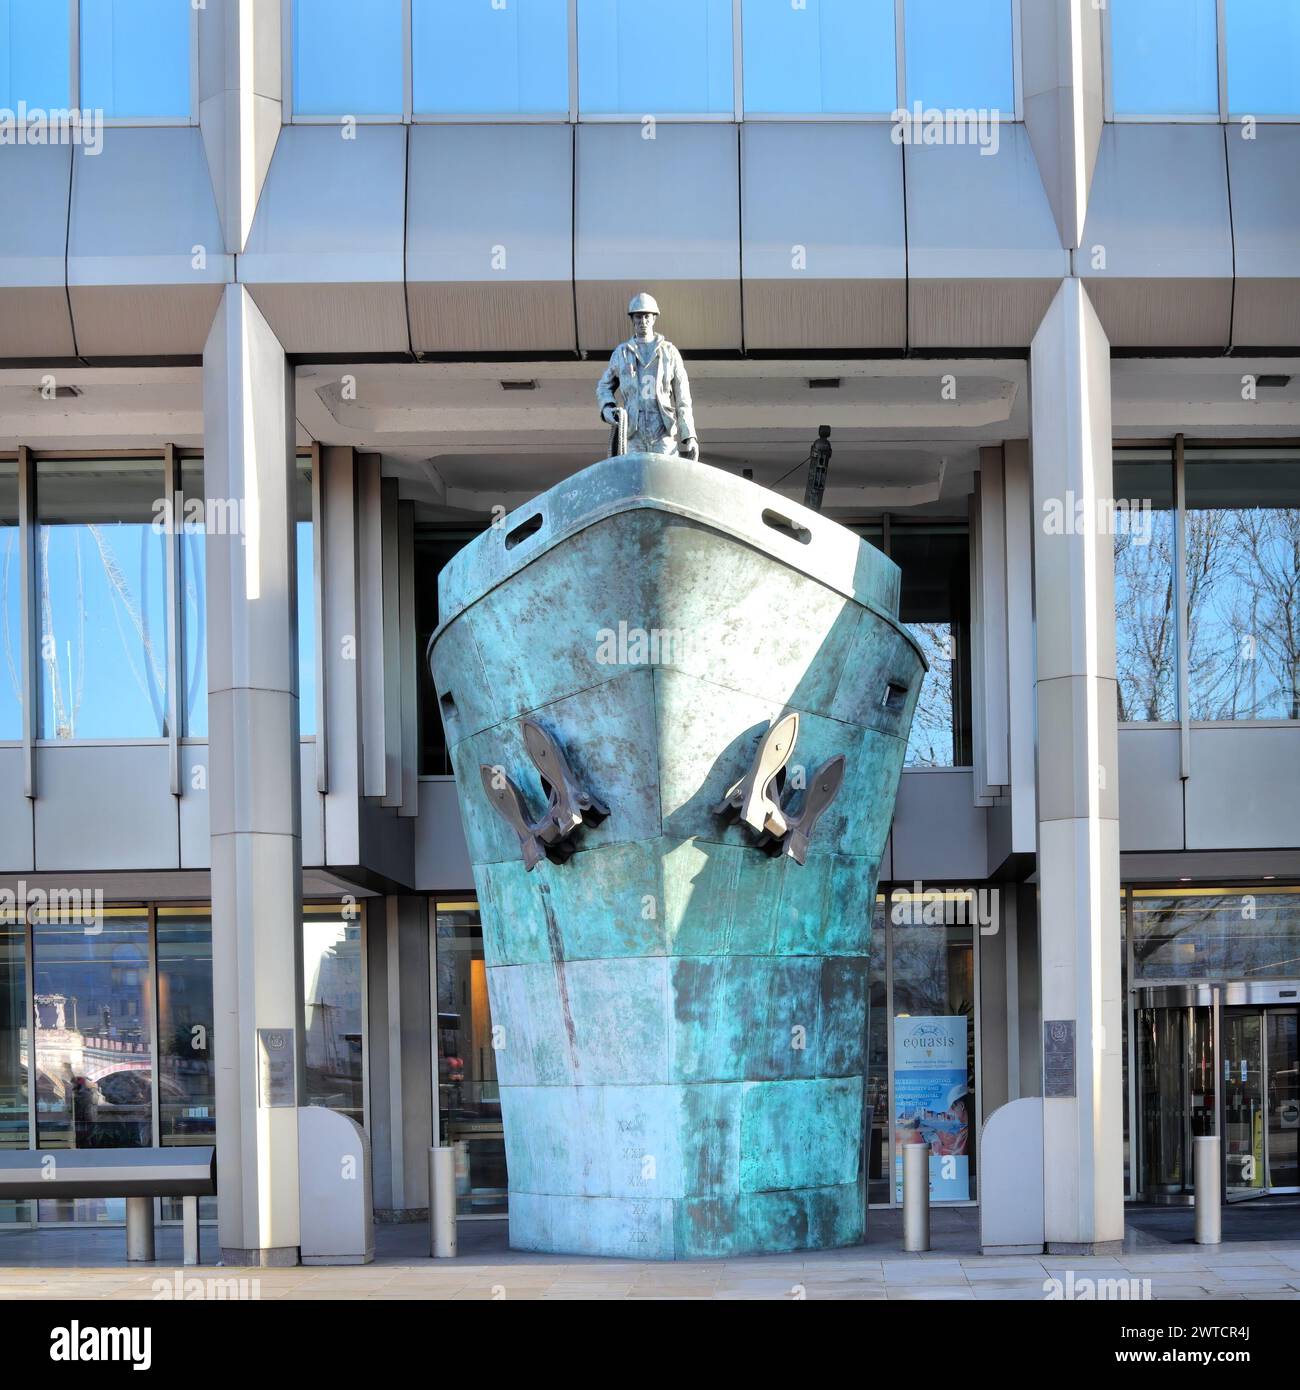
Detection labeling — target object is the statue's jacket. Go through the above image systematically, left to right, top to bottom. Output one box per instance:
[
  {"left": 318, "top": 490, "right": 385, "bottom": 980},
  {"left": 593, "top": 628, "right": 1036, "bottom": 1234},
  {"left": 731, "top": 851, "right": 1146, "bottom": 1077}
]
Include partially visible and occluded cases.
[{"left": 596, "top": 334, "right": 696, "bottom": 444}]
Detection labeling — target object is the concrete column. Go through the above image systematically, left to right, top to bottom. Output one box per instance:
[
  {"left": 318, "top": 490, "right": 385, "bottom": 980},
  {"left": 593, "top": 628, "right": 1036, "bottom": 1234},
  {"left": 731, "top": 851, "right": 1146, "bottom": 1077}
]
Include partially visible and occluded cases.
[
  {"left": 1029, "top": 278, "right": 1125, "bottom": 1254},
  {"left": 204, "top": 283, "right": 304, "bottom": 1265},
  {"left": 366, "top": 896, "right": 434, "bottom": 1220}
]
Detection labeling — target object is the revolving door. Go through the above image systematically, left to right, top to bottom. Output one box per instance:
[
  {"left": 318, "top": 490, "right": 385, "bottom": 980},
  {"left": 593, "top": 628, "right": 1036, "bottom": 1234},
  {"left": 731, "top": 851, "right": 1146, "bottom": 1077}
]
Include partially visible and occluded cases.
[{"left": 1134, "top": 983, "right": 1300, "bottom": 1202}]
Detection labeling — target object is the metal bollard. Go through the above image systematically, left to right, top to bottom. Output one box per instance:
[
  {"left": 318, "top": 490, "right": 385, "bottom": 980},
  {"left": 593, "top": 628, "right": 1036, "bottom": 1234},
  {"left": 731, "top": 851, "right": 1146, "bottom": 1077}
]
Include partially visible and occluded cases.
[
  {"left": 1194, "top": 1135, "right": 1221, "bottom": 1245},
  {"left": 902, "top": 1138, "right": 930, "bottom": 1253},
  {"left": 429, "top": 1147, "right": 458, "bottom": 1258},
  {"left": 182, "top": 1194, "right": 200, "bottom": 1267},
  {"left": 125, "top": 1196, "right": 156, "bottom": 1262}
]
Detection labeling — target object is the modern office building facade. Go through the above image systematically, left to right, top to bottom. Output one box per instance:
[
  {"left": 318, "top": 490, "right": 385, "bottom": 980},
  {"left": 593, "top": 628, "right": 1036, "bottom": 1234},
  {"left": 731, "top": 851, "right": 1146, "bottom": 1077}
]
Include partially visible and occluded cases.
[{"left": 0, "top": 0, "right": 1297, "bottom": 1260}]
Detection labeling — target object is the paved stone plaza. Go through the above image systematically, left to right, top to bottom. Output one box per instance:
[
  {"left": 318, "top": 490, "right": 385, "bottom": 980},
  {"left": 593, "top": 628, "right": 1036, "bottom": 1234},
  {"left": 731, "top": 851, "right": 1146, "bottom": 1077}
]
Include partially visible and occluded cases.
[{"left": 4, "top": 1206, "right": 1300, "bottom": 1301}]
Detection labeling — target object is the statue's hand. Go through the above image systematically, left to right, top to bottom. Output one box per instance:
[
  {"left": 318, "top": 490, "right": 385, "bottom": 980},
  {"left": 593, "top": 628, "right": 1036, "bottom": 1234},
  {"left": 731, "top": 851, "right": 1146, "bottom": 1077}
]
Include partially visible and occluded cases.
[
  {"left": 601, "top": 404, "right": 619, "bottom": 426},
  {"left": 680, "top": 437, "right": 700, "bottom": 461}
]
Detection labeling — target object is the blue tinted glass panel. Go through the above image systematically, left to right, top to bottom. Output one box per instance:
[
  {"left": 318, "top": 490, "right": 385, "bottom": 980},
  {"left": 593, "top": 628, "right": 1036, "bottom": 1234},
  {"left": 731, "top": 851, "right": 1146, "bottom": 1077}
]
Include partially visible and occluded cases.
[
  {"left": 0, "top": 0, "right": 70, "bottom": 109},
  {"left": 80, "top": 0, "right": 190, "bottom": 119},
  {"left": 294, "top": 0, "right": 404, "bottom": 115},
  {"left": 413, "top": 0, "right": 569, "bottom": 114},
  {"left": 578, "top": 0, "right": 734, "bottom": 114},
  {"left": 743, "top": 0, "right": 895, "bottom": 114},
  {"left": 905, "top": 0, "right": 1013, "bottom": 111},
  {"left": 1110, "top": 0, "right": 1219, "bottom": 115},
  {"left": 1226, "top": 0, "right": 1300, "bottom": 114},
  {"left": 1185, "top": 454, "right": 1300, "bottom": 721},
  {"left": 1113, "top": 457, "right": 1178, "bottom": 722},
  {"left": 37, "top": 459, "right": 170, "bottom": 741},
  {"left": 0, "top": 461, "right": 19, "bottom": 741}
]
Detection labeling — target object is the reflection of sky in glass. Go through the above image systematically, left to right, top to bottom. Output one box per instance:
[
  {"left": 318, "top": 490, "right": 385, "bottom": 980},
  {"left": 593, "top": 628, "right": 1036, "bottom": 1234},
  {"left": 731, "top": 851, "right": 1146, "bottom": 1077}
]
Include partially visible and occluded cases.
[
  {"left": 0, "top": 0, "right": 71, "bottom": 108},
  {"left": 80, "top": 0, "right": 190, "bottom": 119},
  {"left": 293, "top": 0, "right": 404, "bottom": 115},
  {"left": 413, "top": 0, "right": 569, "bottom": 114},
  {"left": 578, "top": 0, "right": 734, "bottom": 114},
  {"left": 742, "top": 0, "right": 895, "bottom": 115},
  {"left": 904, "top": 0, "right": 1014, "bottom": 111},
  {"left": 1110, "top": 0, "right": 1219, "bottom": 115},
  {"left": 1226, "top": 0, "right": 1300, "bottom": 115},
  {"left": 1114, "top": 460, "right": 1178, "bottom": 723},
  {"left": 1186, "top": 502, "right": 1300, "bottom": 721},
  {"left": 39, "top": 522, "right": 169, "bottom": 740},
  {"left": 904, "top": 621, "right": 954, "bottom": 767}
]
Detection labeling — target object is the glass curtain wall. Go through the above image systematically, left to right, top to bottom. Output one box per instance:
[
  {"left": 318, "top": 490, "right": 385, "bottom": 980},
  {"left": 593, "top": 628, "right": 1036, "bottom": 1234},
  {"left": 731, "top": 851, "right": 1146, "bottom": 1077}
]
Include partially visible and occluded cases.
[
  {"left": 291, "top": 0, "right": 1019, "bottom": 118},
  {"left": 1110, "top": 0, "right": 1300, "bottom": 117},
  {"left": 1115, "top": 447, "right": 1300, "bottom": 726},
  {"left": 37, "top": 459, "right": 170, "bottom": 741},
  {"left": 296, "top": 459, "right": 317, "bottom": 738},
  {"left": 435, "top": 900, "right": 506, "bottom": 1216},
  {"left": 0, "top": 901, "right": 360, "bottom": 1224},
  {"left": 302, "top": 904, "right": 365, "bottom": 1126}
]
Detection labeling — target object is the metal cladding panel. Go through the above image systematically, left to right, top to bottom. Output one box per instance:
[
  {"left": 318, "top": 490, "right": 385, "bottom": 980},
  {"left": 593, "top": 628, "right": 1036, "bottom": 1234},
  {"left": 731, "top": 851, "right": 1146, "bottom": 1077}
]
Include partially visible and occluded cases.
[
  {"left": 575, "top": 123, "right": 740, "bottom": 351},
  {"left": 740, "top": 123, "right": 905, "bottom": 349},
  {"left": 407, "top": 124, "right": 575, "bottom": 352},
  {"left": 240, "top": 125, "right": 409, "bottom": 353},
  {"left": 1080, "top": 125, "right": 1234, "bottom": 348},
  {"left": 1227, "top": 126, "right": 1300, "bottom": 345},
  {"left": 904, "top": 127, "right": 1069, "bottom": 348},
  {"left": 66, "top": 129, "right": 231, "bottom": 356},
  {"left": 0, "top": 145, "right": 76, "bottom": 357},
  {"left": 1117, "top": 728, "right": 1183, "bottom": 852},
  {"left": 1185, "top": 728, "right": 1300, "bottom": 851},
  {"left": 34, "top": 744, "right": 179, "bottom": 871},
  {"left": 0, "top": 747, "right": 33, "bottom": 872},
  {"left": 889, "top": 770, "right": 989, "bottom": 881},
  {"left": 413, "top": 778, "right": 473, "bottom": 891}
]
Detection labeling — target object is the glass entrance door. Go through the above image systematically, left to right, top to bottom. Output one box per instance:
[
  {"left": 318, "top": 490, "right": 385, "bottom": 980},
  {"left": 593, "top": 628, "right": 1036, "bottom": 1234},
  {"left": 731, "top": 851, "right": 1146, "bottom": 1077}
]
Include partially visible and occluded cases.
[
  {"left": 1136, "top": 994, "right": 1216, "bottom": 1202},
  {"left": 1222, "top": 1005, "right": 1300, "bottom": 1196},
  {"left": 1222, "top": 1009, "right": 1265, "bottom": 1197},
  {"left": 1266, "top": 1010, "right": 1299, "bottom": 1191}
]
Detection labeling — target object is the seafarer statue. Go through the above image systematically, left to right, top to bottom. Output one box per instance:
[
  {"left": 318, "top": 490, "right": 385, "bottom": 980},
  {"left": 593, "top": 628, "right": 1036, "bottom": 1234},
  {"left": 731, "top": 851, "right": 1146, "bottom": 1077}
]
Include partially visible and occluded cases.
[{"left": 597, "top": 292, "right": 699, "bottom": 460}]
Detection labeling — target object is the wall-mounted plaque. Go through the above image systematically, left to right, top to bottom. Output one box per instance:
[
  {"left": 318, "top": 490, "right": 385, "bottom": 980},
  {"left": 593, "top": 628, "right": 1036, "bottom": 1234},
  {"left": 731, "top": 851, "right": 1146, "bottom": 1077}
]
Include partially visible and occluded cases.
[
  {"left": 1044, "top": 1019, "right": 1076, "bottom": 1098},
  {"left": 257, "top": 1027, "right": 297, "bottom": 1108}
]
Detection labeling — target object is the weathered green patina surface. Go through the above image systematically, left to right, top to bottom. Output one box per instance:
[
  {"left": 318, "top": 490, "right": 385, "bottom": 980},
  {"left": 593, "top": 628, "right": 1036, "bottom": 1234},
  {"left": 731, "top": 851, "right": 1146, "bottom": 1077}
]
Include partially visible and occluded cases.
[{"left": 429, "top": 453, "right": 924, "bottom": 1258}]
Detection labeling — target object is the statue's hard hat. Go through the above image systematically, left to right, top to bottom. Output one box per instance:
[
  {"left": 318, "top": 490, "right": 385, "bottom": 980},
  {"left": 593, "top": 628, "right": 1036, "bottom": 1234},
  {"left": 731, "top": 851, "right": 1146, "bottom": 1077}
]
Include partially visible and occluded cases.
[{"left": 627, "top": 292, "right": 660, "bottom": 316}]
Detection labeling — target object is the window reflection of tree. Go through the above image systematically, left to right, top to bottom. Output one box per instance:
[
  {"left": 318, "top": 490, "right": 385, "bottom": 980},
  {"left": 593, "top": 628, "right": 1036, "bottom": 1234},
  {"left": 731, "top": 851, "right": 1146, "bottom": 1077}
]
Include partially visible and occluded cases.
[
  {"left": 1187, "top": 504, "right": 1300, "bottom": 722},
  {"left": 1115, "top": 515, "right": 1177, "bottom": 722},
  {"left": 905, "top": 622, "right": 954, "bottom": 767}
]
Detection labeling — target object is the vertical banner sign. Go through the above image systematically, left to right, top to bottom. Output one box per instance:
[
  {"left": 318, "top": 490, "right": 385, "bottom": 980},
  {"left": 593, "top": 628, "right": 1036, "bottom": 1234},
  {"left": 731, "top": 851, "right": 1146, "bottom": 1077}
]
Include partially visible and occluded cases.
[{"left": 894, "top": 1015, "right": 970, "bottom": 1202}]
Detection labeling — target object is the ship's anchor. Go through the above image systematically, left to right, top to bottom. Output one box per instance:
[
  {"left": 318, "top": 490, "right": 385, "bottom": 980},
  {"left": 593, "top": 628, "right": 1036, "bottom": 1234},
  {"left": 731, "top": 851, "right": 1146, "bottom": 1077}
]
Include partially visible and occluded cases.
[
  {"left": 713, "top": 711, "right": 845, "bottom": 866},
  {"left": 480, "top": 720, "right": 609, "bottom": 871}
]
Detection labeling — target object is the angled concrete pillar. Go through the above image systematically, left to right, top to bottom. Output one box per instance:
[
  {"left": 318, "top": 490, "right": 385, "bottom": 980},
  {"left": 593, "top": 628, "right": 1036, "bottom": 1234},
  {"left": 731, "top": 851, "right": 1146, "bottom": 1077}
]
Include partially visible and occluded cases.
[
  {"left": 197, "top": 0, "right": 284, "bottom": 254},
  {"left": 1021, "top": 0, "right": 1104, "bottom": 250},
  {"left": 1029, "top": 278, "right": 1124, "bottom": 1253},
  {"left": 204, "top": 283, "right": 304, "bottom": 1265}
]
